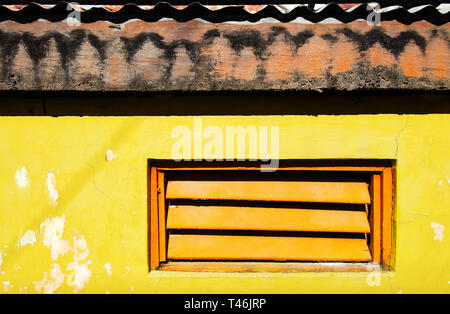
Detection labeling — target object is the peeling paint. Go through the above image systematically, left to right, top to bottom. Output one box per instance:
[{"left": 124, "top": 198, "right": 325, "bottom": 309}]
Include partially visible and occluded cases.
[
  {"left": 105, "top": 149, "right": 117, "bottom": 162},
  {"left": 14, "top": 166, "right": 28, "bottom": 188},
  {"left": 45, "top": 171, "right": 59, "bottom": 205},
  {"left": 40, "top": 214, "right": 70, "bottom": 261},
  {"left": 431, "top": 221, "right": 445, "bottom": 242},
  {"left": 17, "top": 230, "right": 36, "bottom": 247},
  {"left": 67, "top": 235, "right": 92, "bottom": 293},
  {"left": 0, "top": 253, "right": 2, "bottom": 271},
  {"left": 67, "top": 262, "right": 92, "bottom": 293},
  {"left": 104, "top": 262, "right": 112, "bottom": 276},
  {"left": 34, "top": 263, "right": 65, "bottom": 294},
  {"left": 366, "top": 265, "right": 381, "bottom": 287},
  {"left": 2, "top": 281, "right": 10, "bottom": 292}
]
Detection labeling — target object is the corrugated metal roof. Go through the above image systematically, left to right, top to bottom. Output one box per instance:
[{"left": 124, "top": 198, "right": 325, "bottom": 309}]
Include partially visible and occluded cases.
[{"left": 0, "top": 2, "right": 448, "bottom": 24}]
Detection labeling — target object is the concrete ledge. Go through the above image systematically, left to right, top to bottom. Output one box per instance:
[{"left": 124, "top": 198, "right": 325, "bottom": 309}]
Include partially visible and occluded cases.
[{"left": 0, "top": 20, "right": 448, "bottom": 91}]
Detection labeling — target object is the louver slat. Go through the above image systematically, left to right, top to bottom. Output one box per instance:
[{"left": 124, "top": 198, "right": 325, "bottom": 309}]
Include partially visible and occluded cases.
[
  {"left": 166, "top": 181, "right": 371, "bottom": 204},
  {"left": 167, "top": 205, "right": 370, "bottom": 233},
  {"left": 168, "top": 234, "right": 372, "bottom": 262}
]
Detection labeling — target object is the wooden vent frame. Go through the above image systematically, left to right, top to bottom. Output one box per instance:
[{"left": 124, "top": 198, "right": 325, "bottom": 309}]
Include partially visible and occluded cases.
[{"left": 148, "top": 160, "right": 394, "bottom": 273}]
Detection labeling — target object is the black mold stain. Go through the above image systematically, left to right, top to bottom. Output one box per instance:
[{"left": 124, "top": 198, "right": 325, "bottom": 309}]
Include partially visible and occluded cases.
[
  {"left": 0, "top": 25, "right": 447, "bottom": 91},
  {"left": 120, "top": 26, "right": 315, "bottom": 87},
  {"left": 223, "top": 27, "right": 314, "bottom": 59},
  {"left": 268, "top": 27, "right": 314, "bottom": 52},
  {"left": 337, "top": 28, "right": 428, "bottom": 57},
  {"left": 0, "top": 29, "right": 110, "bottom": 87},
  {"left": 202, "top": 29, "right": 220, "bottom": 41},
  {"left": 430, "top": 29, "right": 439, "bottom": 39},
  {"left": 432, "top": 29, "right": 450, "bottom": 48},
  {"left": 52, "top": 30, "right": 86, "bottom": 77},
  {"left": 223, "top": 30, "right": 268, "bottom": 59},
  {"left": 0, "top": 31, "right": 22, "bottom": 81},
  {"left": 121, "top": 32, "right": 170, "bottom": 63},
  {"left": 121, "top": 32, "right": 209, "bottom": 85},
  {"left": 121, "top": 32, "right": 177, "bottom": 84},
  {"left": 87, "top": 33, "right": 109, "bottom": 62},
  {"left": 321, "top": 33, "right": 339, "bottom": 44}
]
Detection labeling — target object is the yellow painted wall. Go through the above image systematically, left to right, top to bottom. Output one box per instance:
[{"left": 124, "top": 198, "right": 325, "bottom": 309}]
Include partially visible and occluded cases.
[{"left": 0, "top": 114, "right": 449, "bottom": 294}]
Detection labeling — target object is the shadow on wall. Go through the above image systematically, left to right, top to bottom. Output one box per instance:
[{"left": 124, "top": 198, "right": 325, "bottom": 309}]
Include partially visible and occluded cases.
[{"left": 0, "top": 90, "right": 448, "bottom": 116}]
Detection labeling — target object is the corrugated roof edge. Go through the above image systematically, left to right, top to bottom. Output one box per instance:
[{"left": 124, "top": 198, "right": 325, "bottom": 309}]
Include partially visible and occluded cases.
[{"left": 0, "top": 2, "right": 448, "bottom": 25}]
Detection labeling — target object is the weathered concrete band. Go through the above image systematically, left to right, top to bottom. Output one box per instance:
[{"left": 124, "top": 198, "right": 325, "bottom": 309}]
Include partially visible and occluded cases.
[{"left": 0, "top": 20, "right": 448, "bottom": 91}]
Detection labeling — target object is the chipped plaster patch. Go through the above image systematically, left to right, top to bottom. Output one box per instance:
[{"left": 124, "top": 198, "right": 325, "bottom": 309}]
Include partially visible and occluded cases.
[
  {"left": 105, "top": 149, "right": 117, "bottom": 162},
  {"left": 15, "top": 167, "right": 29, "bottom": 188},
  {"left": 46, "top": 171, "right": 59, "bottom": 205},
  {"left": 40, "top": 215, "right": 70, "bottom": 261},
  {"left": 431, "top": 221, "right": 444, "bottom": 242},
  {"left": 18, "top": 230, "right": 36, "bottom": 247},
  {"left": 67, "top": 235, "right": 92, "bottom": 293},
  {"left": 67, "top": 262, "right": 92, "bottom": 293},
  {"left": 34, "top": 263, "right": 65, "bottom": 294},
  {"left": 104, "top": 263, "right": 112, "bottom": 276},
  {"left": 366, "top": 265, "right": 381, "bottom": 287},
  {"left": 2, "top": 281, "right": 10, "bottom": 292}
]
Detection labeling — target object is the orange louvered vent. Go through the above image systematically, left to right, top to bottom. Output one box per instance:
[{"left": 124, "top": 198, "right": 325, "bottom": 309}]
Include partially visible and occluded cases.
[{"left": 148, "top": 161, "right": 394, "bottom": 272}]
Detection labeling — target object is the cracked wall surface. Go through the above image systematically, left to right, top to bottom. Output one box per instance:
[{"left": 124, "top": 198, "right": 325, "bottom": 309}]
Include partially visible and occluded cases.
[{"left": 0, "top": 20, "right": 448, "bottom": 91}]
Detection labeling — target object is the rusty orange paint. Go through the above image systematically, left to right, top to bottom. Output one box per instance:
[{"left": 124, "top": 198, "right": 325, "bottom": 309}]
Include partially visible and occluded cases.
[
  {"left": 294, "top": 36, "right": 330, "bottom": 78},
  {"left": 427, "top": 37, "right": 449, "bottom": 80},
  {"left": 264, "top": 39, "right": 295, "bottom": 81},
  {"left": 330, "top": 40, "right": 359, "bottom": 75},
  {"left": 366, "top": 43, "right": 396, "bottom": 69},
  {"left": 399, "top": 43, "right": 425, "bottom": 78}
]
